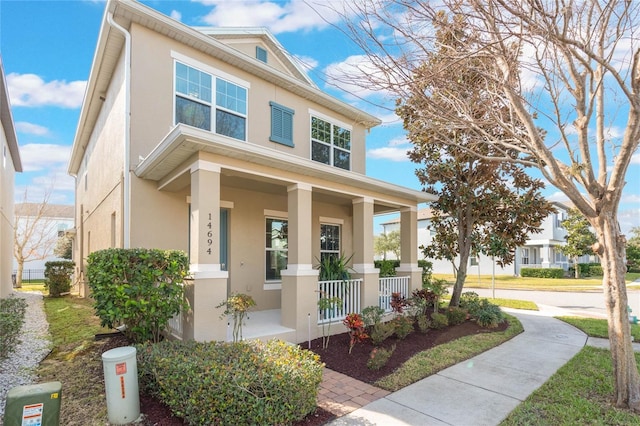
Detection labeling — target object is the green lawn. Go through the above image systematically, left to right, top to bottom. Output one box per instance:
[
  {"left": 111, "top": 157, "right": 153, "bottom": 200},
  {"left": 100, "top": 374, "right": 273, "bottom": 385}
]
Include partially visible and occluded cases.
[
  {"left": 433, "top": 272, "right": 640, "bottom": 292},
  {"left": 502, "top": 316, "right": 640, "bottom": 425}
]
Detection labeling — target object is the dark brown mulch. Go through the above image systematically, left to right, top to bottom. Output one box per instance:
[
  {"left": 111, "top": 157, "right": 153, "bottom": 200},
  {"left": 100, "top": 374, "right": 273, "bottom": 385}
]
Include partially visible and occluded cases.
[
  {"left": 99, "top": 318, "right": 506, "bottom": 426},
  {"left": 306, "top": 319, "right": 508, "bottom": 384}
]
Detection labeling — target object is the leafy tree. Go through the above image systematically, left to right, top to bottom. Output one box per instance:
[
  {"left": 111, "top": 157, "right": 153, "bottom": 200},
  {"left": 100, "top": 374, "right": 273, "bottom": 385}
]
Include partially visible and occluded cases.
[
  {"left": 329, "top": 0, "right": 640, "bottom": 410},
  {"left": 399, "top": 15, "right": 554, "bottom": 307},
  {"left": 560, "top": 209, "right": 597, "bottom": 278},
  {"left": 627, "top": 227, "right": 640, "bottom": 271},
  {"left": 374, "top": 230, "right": 400, "bottom": 260},
  {"left": 53, "top": 233, "right": 73, "bottom": 260}
]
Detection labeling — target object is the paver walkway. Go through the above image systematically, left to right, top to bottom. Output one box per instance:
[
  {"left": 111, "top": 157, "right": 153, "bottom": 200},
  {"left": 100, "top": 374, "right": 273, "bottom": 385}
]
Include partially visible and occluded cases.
[{"left": 318, "top": 368, "right": 390, "bottom": 416}]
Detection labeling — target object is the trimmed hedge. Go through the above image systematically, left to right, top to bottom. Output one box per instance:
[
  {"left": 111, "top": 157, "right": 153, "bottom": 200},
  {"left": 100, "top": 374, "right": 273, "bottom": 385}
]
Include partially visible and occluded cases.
[
  {"left": 87, "top": 248, "right": 189, "bottom": 343},
  {"left": 44, "top": 260, "right": 74, "bottom": 297},
  {"left": 375, "top": 260, "right": 398, "bottom": 277},
  {"left": 520, "top": 267, "right": 565, "bottom": 279},
  {"left": 0, "top": 297, "right": 27, "bottom": 359},
  {"left": 137, "top": 339, "right": 324, "bottom": 425}
]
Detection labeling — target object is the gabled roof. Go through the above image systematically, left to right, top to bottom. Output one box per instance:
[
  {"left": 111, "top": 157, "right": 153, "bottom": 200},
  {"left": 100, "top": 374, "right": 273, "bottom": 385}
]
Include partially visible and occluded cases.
[
  {"left": 68, "top": 0, "right": 380, "bottom": 175},
  {"left": 193, "top": 27, "right": 317, "bottom": 88},
  {"left": 0, "top": 55, "right": 22, "bottom": 172}
]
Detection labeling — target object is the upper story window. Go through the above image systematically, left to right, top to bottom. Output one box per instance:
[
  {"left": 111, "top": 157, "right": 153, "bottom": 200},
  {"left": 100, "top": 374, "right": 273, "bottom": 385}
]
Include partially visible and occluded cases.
[
  {"left": 175, "top": 61, "right": 247, "bottom": 141},
  {"left": 311, "top": 116, "right": 351, "bottom": 170}
]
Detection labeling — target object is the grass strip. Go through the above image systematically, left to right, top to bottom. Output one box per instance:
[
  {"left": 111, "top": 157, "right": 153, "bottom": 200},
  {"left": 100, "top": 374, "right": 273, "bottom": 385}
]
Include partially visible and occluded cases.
[
  {"left": 375, "top": 314, "right": 523, "bottom": 391},
  {"left": 558, "top": 316, "right": 640, "bottom": 345},
  {"left": 501, "top": 346, "right": 640, "bottom": 425}
]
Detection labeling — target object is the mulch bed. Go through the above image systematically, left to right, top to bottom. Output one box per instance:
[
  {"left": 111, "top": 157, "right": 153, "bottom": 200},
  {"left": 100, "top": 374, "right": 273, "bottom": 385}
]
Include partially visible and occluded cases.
[{"left": 100, "top": 318, "right": 507, "bottom": 426}]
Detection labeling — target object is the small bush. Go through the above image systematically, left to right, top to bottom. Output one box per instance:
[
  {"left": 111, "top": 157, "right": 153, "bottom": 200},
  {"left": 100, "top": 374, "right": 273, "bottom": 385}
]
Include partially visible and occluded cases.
[
  {"left": 87, "top": 248, "right": 189, "bottom": 343},
  {"left": 44, "top": 260, "right": 74, "bottom": 297},
  {"left": 375, "top": 260, "right": 397, "bottom": 277},
  {"left": 588, "top": 265, "right": 603, "bottom": 276},
  {"left": 520, "top": 268, "right": 564, "bottom": 278},
  {"left": 459, "top": 291, "right": 481, "bottom": 312},
  {"left": 0, "top": 297, "right": 27, "bottom": 359},
  {"left": 474, "top": 300, "right": 504, "bottom": 328},
  {"left": 361, "top": 305, "right": 385, "bottom": 330},
  {"left": 446, "top": 307, "right": 468, "bottom": 326},
  {"left": 430, "top": 312, "right": 449, "bottom": 329},
  {"left": 343, "top": 313, "right": 368, "bottom": 354},
  {"left": 417, "top": 315, "right": 431, "bottom": 333},
  {"left": 392, "top": 316, "right": 414, "bottom": 340},
  {"left": 370, "top": 321, "right": 396, "bottom": 345},
  {"left": 137, "top": 339, "right": 323, "bottom": 425},
  {"left": 367, "top": 344, "right": 396, "bottom": 370}
]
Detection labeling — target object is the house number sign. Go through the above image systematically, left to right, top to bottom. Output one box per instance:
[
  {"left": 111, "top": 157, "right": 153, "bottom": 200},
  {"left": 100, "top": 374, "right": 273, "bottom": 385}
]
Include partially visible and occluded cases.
[{"left": 206, "top": 213, "right": 213, "bottom": 255}]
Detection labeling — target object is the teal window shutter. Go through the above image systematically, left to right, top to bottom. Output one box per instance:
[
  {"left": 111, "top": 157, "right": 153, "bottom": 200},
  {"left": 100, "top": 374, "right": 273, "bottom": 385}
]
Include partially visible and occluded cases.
[
  {"left": 256, "top": 46, "right": 268, "bottom": 63},
  {"left": 270, "top": 101, "right": 294, "bottom": 147}
]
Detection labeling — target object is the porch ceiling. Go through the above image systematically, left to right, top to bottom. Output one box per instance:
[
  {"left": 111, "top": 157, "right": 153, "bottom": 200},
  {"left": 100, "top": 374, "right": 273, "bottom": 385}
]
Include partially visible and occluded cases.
[{"left": 135, "top": 124, "right": 436, "bottom": 211}]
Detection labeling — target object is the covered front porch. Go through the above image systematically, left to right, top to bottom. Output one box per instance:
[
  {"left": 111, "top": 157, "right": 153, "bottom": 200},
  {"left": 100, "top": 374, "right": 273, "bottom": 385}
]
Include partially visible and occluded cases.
[{"left": 136, "top": 125, "right": 435, "bottom": 344}]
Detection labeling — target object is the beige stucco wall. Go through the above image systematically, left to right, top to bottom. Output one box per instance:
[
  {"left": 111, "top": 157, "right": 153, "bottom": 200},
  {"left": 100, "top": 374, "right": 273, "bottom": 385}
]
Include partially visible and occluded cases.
[
  {"left": 128, "top": 24, "right": 368, "bottom": 175},
  {"left": 0, "top": 123, "right": 17, "bottom": 298}
]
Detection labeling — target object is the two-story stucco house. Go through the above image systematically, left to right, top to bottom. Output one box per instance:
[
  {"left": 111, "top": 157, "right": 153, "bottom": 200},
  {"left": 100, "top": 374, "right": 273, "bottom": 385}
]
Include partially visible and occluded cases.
[
  {"left": 68, "top": 0, "right": 435, "bottom": 343},
  {"left": 1, "top": 56, "right": 23, "bottom": 299},
  {"left": 381, "top": 202, "right": 590, "bottom": 276}
]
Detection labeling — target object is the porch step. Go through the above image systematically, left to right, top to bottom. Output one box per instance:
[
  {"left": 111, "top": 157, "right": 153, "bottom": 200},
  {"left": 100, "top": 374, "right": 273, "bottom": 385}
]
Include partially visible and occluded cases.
[{"left": 237, "top": 309, "right": 296, "bottom": 342}]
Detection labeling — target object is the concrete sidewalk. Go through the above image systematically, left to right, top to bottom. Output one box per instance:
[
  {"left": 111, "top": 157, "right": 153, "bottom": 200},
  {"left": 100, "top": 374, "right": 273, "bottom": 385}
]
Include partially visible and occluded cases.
[{"left": 327, "top": 309, "right": 587, "bottom": 426}]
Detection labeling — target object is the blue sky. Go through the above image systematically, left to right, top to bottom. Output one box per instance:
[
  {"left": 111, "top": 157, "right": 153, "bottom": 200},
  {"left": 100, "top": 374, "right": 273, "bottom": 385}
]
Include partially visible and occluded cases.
[{"left": 1, "top": 0, "right": 638, "bottom": 236}]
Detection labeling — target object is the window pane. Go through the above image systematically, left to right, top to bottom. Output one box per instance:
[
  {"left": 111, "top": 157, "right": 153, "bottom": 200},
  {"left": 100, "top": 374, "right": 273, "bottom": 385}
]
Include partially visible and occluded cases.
[
  {"left": 176, "top": 63, "right": 211, "bottom": 102},
  {"left": 216, "top": 79, "right": 246, "bottom": 115},
  {"left": 176, "top": 96, "right": 211, "bottom": 130},
  {"left": 216, "top": 109, "right": 246, "bottom": 140},
  {"left": 311, "top": 117, "right": 331, "bottom": 143},
  {"left": 333, "top": 126, "right": 351, "bottom": 150},
  {"left": 312, "top": 141, "right": 330, "bottom": 164},
  {"left": 334, "top": 149, "right": 350, "bottom": 170},
  {"left": 266, "top": 219, "right": 288, "bottom": 249},
  {"left": 320, "top": 224, "right": 340, "bottom": 252},
  {"left": 266, "top": 251, "right": 288, "bottom": 280}
]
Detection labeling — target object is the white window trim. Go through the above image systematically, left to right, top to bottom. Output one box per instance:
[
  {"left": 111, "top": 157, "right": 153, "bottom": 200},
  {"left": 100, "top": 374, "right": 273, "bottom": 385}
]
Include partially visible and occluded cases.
[
  {"left": 308, "top": 108, "right": 352, "bottom": 131},
  {"left": 264, "top": 215, "right": 289, "bottom": 289}
]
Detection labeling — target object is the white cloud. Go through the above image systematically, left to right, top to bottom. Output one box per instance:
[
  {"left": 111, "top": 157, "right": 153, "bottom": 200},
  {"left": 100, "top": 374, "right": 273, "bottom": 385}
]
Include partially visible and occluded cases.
[
  {"left": 195, "top": 0, "right": 342, "bottom": 34},
  {"left": 170, "top": 10, "right": 182, "bottom": 21},
  {"left": 324, "top": 54, "right": 394, "bottom": 99},
  {"left": 292, "top": 55, "right": 319, "bottom": 72},
  {"left": 7, "top": 73, "right": 85, "bottom": 108},
  {"left": 15, "top": 122, "right": 49, "bottom": 136},
  {"left": 19, "top": 144, "right": 71, "bottom": 172},
  {"left": 367, "top": 146, "right": 410, "bottom": 162},
  {"left": 631, "top": 153, "right": 640, "bottom": 165},
  {"left": 546, "top": 191, "right": 571, "bottom": 203},
  {"left": 623, "top": 194, "right": 640, "bottom": 203},
  {"left": 618, "top": 208, "right": 640, "bottom": 237}
]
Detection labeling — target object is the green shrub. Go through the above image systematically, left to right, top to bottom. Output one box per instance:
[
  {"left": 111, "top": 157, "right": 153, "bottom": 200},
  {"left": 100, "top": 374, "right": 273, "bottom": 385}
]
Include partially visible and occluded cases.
[
  {"left": 87, "top": 248, "right": 189, "bottom": 343},
  {"left": 44, "top": 260, "right": 74, "bottom": 297},
  {"left": 375, "top": 260, "right": 397, "bottom": 277},
  {"left": 588, "top": 265, "right": 603, "bottom": 276},
  {"left": 520, "top": 267, "right": 564, "bottom": 278},
  {"left": 459, "top": 291, "right": 481, "bottom": 312},
  {"left": 0, "top": 297, "right": 27, "bottom": 359},
  {"left": 474, "top": 300, "right": 504, "bottom": 328},
  {"left": 361, "top": 305, "right": 385, "bottom": 330},
  {"left": 446, "top": 306, "right": 468, "bottom": 326},
  {"left": 430, "top": 312, "right": 449, "bottom": 329},
  {"left": 417, "top": 315, "right": 431, "bottom": 333},
  {"left": 392, "top": 316, "right": 414, "bottom": 339},
  {"left": 370, "top": 321, "right": 396, "bottom": 345},
  {"left": 137, "top": 339, "right": 323, "bottom": 425},
  {"left": 367, "top": 344, "right": 396, "bottom": 370}
]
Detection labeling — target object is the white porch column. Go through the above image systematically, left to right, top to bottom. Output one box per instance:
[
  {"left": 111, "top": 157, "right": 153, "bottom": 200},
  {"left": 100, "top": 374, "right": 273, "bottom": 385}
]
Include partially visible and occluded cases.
[
  {"left": 185, "top": 160, "right": 228, "bottom": 342},
  {"left": 281, "top": 183, "right": 318, "bottom": 341},
  {"left": 352, "top": 197, "right": 379, "bottom": 309},
  {"left": 397, "top": 206, "right": 422, "bottom": 292},
  {"left": 541, "top": 244, "right": 551, "bottom": 268}
]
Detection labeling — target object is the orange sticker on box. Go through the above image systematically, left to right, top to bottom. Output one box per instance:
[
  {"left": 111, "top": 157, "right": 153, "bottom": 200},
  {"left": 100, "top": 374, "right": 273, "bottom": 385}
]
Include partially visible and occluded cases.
[{"left": 115, "top": 362, "right": 127, "bottom": 375}]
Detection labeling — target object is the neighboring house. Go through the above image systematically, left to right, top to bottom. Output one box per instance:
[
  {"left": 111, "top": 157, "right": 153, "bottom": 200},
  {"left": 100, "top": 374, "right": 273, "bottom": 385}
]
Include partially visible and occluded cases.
[
  {"left": 68, "top": 0, "right": 435, "bottom": 343},
  {"left": 0, "top": 56, "right": 23, "bottom": 299},
  {"left": 381, "top": 202, "right": 593, "bottom": 276},
  {"left": 13, "top": 203, "right": 75, "bottom": 273}
]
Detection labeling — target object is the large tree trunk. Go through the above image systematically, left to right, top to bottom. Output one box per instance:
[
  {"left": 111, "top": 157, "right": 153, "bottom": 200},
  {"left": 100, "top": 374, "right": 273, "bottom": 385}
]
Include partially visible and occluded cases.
[
  {"left": 596, "top": 213, "right": 640, "bottom": 411},
  {"left": 450, "top": 247, "right": 471, "bottom": 307}
]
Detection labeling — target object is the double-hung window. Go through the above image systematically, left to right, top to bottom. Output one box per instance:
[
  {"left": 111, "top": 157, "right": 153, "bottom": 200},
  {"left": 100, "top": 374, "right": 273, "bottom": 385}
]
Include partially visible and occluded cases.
[
  {"left": 175, "top": 61, "right": 247, "bottom": 141},
  {"left": 311, "top": 116, "right": 351, "bottom": 170},
  {"left": 266, "top": 218, "right": 288, "bottom": 281},
  {"left": 320, "top": 224, "right": 341, "bottom": 263},
  {"left": 521, "top": 248, "right": 530, "bottom": 265}
]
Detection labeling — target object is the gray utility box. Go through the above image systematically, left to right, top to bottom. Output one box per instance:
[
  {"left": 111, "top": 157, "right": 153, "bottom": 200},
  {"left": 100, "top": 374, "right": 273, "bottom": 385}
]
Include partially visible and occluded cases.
[{"left": 3, "top": 381, "right": 62, "bottom": 426}]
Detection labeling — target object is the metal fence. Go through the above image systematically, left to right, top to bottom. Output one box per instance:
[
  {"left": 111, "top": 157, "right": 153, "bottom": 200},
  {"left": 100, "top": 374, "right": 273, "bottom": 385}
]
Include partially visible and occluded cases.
[{"left": 12, "top": 269, "right": 46, "bottom": 284}]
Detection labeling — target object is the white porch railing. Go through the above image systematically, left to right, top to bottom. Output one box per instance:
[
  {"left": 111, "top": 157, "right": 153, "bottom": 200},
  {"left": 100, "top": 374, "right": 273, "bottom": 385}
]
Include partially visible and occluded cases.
[
  {"left": 379, "top": 276, "right": 410, "bottom": 313},
  {"left": 317, "top": 279, "right": 362, "bottom": 324},
  {"left": 167, "top": 312, "right": 183, "bottom": 339}
]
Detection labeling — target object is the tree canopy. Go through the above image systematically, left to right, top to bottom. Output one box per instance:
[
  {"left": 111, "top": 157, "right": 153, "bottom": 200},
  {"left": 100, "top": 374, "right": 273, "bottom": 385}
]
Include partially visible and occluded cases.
[{"left": 560, "top": 208, "right": 597, "bottom": 278}]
